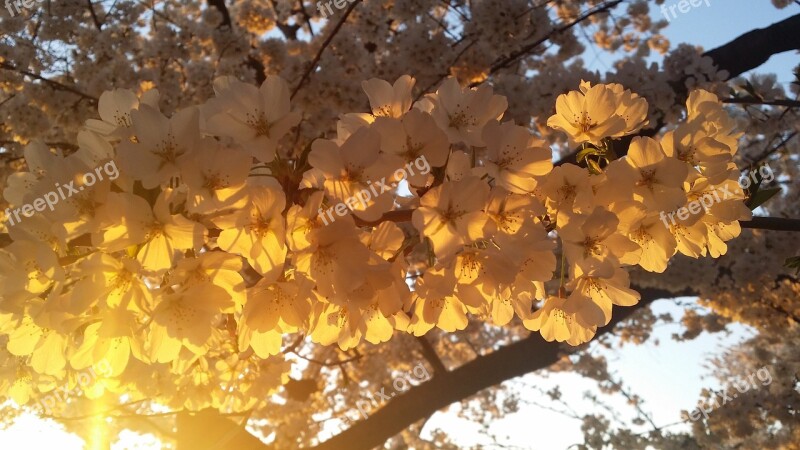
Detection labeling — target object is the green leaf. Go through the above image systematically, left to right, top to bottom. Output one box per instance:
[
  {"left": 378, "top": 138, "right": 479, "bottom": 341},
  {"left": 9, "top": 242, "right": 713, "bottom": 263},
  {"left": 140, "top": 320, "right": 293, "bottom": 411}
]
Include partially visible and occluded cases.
[
  {"left": 738, "top": 80, "right": 763, "bottom": 101},
  {"left": 576, "top": 146, "right": 601, "bottom": 162},
  {"left": 586, "top": 159, "right": 603, "bottom": 175},
  {"left": 746, "top": 170, "right": 763, "bottom": 198},
  {"left": 746, "top": 187, "right": 781, "bottom": 210},
  {"left": 785, "top": 256, "right": 800, "bottom": 276}
]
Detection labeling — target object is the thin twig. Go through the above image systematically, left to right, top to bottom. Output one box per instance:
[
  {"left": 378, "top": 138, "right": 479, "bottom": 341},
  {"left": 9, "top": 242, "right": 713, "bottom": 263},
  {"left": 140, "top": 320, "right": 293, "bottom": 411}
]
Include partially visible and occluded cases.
[
  {"left": 86, "top": 0, "right": 103, "bottom": 30},
  {"left": 291, "top": 0, "right": 363, "bottom": 99},
  {"left": 474, "top": 0, "right": 623, "bottom": 84},
  {"left": 414, "top": 39, "right": 478, "bottom": 101},
  {"left": 0, "top": 62, "right": 98, "bottom": 104},
  {"left": 723, "top": 97, "right": 800, "bottom": 108},
  {"left": 746, "top": 131, "right": 797, "bottom": 166},
  {"left": 0, "top": 139, "right": 79, "bottom": 151},
  {"left": 290, "top": 351, "right": 363, "bottom": 367}
]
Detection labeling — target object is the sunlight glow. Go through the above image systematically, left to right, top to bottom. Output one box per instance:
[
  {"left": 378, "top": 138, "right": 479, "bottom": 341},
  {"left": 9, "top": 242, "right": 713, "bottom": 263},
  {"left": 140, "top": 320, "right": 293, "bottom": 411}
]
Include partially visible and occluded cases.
[{"left": 0, "top": 412, "right": 83, "bottom": 450}]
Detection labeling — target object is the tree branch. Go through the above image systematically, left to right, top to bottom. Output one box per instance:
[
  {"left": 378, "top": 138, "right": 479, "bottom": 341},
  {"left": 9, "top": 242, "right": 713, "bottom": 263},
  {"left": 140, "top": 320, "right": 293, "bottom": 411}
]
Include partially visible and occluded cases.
[
  {"left": 86, "top": 0, "right": 103, "bottom": 30},
  {"left": 206, "top": 0, "right": 266, "bottom": 84},
  {"left": 207, "top": 0, "right": 232, "bottom": 29},
  {"left": 291, "top": 0, "right": 363, "bottom": 99},
  {"left": 476, "top": 0, "right": 623, "bottom": 83},
  {"left": 704, "top": 13, "right": 800, "bottom": 80},
  {"left": 0, "top": 62, "right": 98, "bottom": 105},
  {"left": 723, "top": 97, "right": 800, "bottom": 108},
  {"left": 0, "top": 139, "right": 79, "bottom": 151},
  {"left": 741, "top": 217, "right": 800, "bottom": 232},
  {"left": 309, "top": 287, "right": 697, "bottom": 450},
  {"left": 415, "top": 336, "right": 448, "bottom": 376}
]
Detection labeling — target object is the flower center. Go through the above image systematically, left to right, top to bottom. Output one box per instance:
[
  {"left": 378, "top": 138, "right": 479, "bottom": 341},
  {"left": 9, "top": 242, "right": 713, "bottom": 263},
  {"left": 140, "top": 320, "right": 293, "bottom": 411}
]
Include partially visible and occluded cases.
[
  {"left": 246, "top": 111, "right": 271, "bottom": 137},
  {"left": 448, "top": 111, "right": 473, "bottom": 129},
  {"left": 576, "top": 111, "right": 593, "bottom": 133},
  {"left": 153, "top": 135, "right": 185, "bottom": 167},
  {"left": 637, "top": 169, "right": 657, "bottom": 189}
]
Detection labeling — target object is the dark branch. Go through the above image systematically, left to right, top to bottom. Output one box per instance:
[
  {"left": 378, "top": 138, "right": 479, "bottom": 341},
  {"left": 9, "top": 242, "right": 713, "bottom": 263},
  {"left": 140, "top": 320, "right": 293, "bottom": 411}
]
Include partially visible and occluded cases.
[
  {"left": 86, "top": 0, "right": 103, "bottom": 30},
  {"left": 205, "top": 0, "right": 266, "bottom": 84},
  {"left": 207, "top": 0, "right": 232, "bottom": 29},
  {"left": 291, "top": 0, "right": 363, "bottom": 100},
  {"left": 477, "top": 0, "right": 623, "bottom": 83},
  {"left": 704, "top": 13, "right": 800, "bottom": 81},
  {"left": 0, "top": 62, "right": 98, "bottom": 105},
  {"left": 723, "top": 97, "right": 800, "bottom": 108},
  {"left": 747, "top": 131, "right": 797, "bottom": 166},
  {"left": 0, "top": 140, "right": 80, "bottom": 151},
  {"left": 741, "top": 217, "right": 800, "bottom": 232},
  {"left": 310, "top": 287, "right": 697, "bottom": 450},
  {"left": 415, "top": 336, "right": 448, "bottom": 376}
]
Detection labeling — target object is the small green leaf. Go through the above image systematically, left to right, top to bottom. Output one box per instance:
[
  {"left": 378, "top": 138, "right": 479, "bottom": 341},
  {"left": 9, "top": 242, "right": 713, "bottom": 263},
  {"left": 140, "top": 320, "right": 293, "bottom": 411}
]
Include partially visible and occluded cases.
[
  {"left": 738, "top": 80, "right": 763, "bottom": 101},
  {"left": 576, "top": 146, "right": 601, "bottom": 162},
  {"left": 587, "top": 159, "right": 603, "bottom": 175},
  {"left": 746, "top": 171, "right": 763, "bottom": 198},
  {"left": 746, "top": 187, "right": 781, "bottom": 210},
  {"left": 785, "top": 256, "right": 800, "bottom": 276}
]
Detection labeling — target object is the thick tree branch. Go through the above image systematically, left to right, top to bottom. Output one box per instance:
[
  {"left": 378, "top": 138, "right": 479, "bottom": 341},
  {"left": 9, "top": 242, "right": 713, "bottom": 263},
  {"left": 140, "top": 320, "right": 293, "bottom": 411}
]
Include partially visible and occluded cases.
[
  {"left": 704, "top": 13, "right": 800, "bottom": 81},
  {"left": 741, "top": 217, "right": 800, "bottom": 232},
  {"left": 309, "top": 287, "right": 697, "bottom": 450},
  {"left": 178, "top": 409, "right": 265, "bottom": 450}
]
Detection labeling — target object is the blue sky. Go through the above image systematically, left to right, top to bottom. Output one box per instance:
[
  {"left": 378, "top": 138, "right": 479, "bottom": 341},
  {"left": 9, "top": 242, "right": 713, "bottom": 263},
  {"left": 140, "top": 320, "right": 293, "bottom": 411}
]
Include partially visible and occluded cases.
[{"left": 589, "top": 0, "right": 800, "bottom": 84}]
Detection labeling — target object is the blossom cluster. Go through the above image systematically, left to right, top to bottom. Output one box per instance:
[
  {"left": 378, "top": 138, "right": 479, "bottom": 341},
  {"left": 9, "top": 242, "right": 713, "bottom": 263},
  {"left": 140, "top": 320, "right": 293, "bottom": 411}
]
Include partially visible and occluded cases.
[
  {"left": 0, "top": 74, "right": 750, "bottom": 411},
  {"left": 683, "top": 365, "right": 773, "bottom": 422}
]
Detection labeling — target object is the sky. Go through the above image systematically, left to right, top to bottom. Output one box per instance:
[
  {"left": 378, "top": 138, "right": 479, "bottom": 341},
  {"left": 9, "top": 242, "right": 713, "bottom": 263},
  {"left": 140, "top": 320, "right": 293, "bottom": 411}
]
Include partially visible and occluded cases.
[{"left": 2, "top": 1, "right": 798, "bottom": 449}]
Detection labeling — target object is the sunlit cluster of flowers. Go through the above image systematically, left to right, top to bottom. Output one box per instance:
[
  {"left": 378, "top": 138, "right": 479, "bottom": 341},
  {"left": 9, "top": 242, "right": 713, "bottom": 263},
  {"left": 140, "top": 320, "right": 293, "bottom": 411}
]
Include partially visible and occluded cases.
[{"left": 0, "top": 74, "right": 750, "bottom": 411}]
